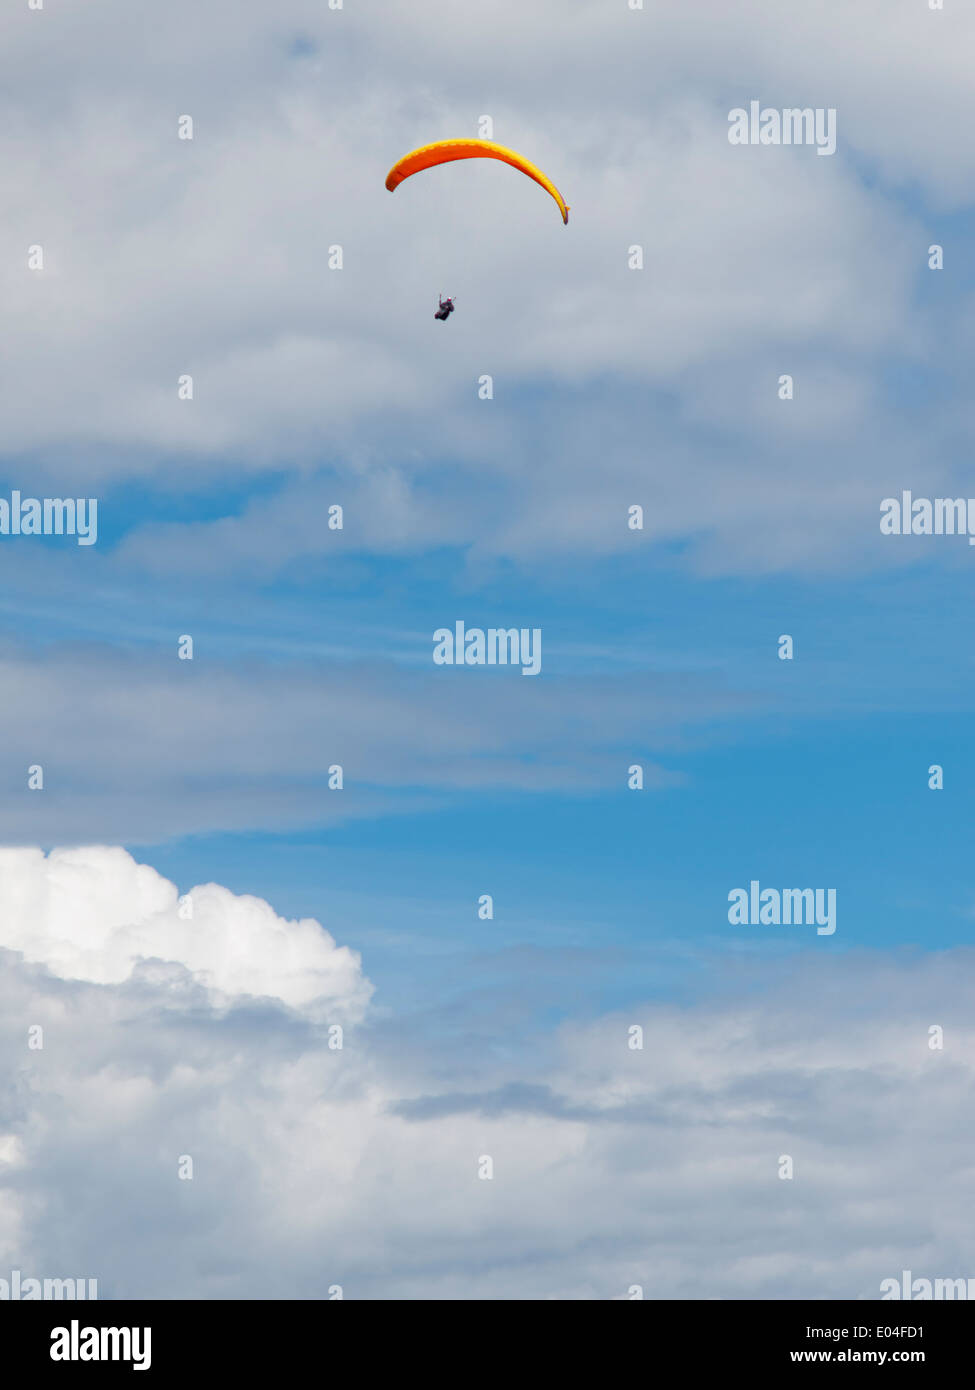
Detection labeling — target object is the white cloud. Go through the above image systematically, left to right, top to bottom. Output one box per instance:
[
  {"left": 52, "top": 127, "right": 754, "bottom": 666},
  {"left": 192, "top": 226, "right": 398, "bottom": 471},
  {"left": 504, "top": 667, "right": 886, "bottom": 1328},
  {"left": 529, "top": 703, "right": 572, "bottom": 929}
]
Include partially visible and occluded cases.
[
  {"left": 0, "top": 846, "right": 370, "bottom": 1015},
  {"left": 1, "top": 852, "right": 974, "bottom": 1298}
]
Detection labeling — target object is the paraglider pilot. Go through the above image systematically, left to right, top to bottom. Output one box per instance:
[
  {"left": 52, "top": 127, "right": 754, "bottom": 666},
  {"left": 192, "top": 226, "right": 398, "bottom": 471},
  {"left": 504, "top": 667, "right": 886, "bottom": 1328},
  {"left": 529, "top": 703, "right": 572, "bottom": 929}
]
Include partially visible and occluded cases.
[{"left": 434, "top": 294, "right": 455, "bottom": 321}]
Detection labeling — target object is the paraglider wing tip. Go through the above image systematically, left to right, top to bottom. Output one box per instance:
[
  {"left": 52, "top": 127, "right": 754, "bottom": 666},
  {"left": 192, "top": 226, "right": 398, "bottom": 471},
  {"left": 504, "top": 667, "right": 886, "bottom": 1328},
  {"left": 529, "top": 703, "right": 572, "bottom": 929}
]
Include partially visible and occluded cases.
[{"left": 563, "top": 205, "right": 570, "bottom": 224}]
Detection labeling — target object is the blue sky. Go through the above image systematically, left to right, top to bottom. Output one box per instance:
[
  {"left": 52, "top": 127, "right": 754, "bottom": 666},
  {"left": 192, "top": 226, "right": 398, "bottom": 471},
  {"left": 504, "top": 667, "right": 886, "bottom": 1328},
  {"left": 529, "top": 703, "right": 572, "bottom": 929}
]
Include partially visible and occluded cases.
[{"left": 1, "top": 0, "right": 975, "bottom": 1301}]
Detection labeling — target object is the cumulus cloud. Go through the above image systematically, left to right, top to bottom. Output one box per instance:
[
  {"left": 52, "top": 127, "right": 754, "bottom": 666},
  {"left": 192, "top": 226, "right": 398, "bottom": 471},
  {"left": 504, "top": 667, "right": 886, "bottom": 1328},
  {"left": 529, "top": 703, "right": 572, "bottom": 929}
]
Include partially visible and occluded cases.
[
  {"left": 0, "top": 846, "right": 370, "bottom": 1016},
  {"left": 1, "top": 869, "right": 973, "bottom": 1298}
]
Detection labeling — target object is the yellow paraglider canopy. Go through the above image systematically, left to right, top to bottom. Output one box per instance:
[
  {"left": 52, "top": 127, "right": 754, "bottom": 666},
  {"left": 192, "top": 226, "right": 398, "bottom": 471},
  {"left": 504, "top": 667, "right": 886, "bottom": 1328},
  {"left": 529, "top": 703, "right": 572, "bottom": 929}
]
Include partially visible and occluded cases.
[{"left": 385, "top": 139, "right": 570, "bottom": 224}]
